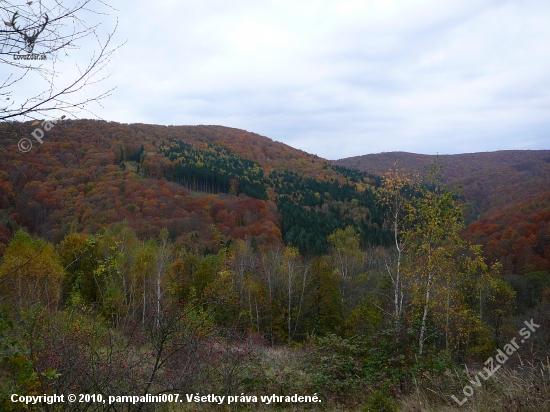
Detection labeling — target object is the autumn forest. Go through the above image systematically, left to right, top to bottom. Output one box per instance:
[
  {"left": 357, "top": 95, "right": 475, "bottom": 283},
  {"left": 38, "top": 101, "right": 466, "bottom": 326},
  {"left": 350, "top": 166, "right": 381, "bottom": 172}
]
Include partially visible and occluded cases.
[{"left": 0, "top": 120, "right": 549, "bottom": 411}]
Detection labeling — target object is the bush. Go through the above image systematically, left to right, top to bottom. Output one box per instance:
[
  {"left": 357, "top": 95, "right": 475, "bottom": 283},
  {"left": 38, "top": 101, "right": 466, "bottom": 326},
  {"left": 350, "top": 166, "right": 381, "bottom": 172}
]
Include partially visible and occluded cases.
[
  {"left": 306, "top": 328, "right": 453, "bottom": 403},
  {"left": 362, "top": 389, "right": 398, "bottom": 412}
]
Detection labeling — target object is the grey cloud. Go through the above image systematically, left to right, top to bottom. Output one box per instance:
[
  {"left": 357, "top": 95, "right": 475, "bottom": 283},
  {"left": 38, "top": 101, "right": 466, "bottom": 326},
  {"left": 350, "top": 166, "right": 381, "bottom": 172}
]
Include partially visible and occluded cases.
[{"left": 87, "top": 0, "right": 550, "bottom": 158}]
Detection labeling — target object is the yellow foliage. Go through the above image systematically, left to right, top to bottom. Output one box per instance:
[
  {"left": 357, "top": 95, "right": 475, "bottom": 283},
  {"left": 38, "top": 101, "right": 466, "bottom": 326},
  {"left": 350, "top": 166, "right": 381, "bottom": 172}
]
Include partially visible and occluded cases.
[{"left": 0, "top": 230, "right": 64, "bottom": 309}]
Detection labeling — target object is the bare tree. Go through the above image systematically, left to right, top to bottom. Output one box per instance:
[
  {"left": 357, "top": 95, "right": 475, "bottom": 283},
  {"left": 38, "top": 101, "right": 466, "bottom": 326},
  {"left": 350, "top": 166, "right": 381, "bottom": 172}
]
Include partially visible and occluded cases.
[{"left": 0, "top": 0, "right": 123, "bottom": 122}]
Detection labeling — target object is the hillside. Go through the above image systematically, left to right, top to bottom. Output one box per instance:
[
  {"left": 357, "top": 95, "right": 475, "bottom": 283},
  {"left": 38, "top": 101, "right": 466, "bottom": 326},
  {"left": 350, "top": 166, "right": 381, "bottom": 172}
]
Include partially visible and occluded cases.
[
  {"left": 0, "top": 120, "right": 387, "bottom": 256},
  {"left": 2, "top": 122, "right": 548, "bottom": 275},
  {"left": 1, "top": 124, "right": 549, "bottom": 411},
  {"left": 334, "top": 150, "right": 550, "bottom": 180},
  {"left": 335, "top": 150, "right": 550, "bottom": 275}
]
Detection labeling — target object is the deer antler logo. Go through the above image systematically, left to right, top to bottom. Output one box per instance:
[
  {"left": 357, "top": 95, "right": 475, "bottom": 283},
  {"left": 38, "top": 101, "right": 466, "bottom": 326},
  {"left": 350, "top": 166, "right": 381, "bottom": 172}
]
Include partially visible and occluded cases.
[{"left": 10, "top": 11, "right": 48, "bottom": 53}]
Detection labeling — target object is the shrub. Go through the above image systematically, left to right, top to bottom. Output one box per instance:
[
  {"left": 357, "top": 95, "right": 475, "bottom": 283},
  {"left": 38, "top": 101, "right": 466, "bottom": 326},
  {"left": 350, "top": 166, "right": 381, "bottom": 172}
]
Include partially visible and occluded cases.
[{"left": 362, "top": 389, "right": 398, "bottom": 412}]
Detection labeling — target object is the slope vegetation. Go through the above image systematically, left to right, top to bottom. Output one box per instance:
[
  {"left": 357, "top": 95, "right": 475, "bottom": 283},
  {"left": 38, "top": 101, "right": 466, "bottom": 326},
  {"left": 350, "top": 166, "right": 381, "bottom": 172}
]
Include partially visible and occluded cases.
[
  {"left": 0, "top": 120, "right": 387, "bottom": 255},
  {"left": 335, "top": 150, "right": 550, "bottom": 274}
]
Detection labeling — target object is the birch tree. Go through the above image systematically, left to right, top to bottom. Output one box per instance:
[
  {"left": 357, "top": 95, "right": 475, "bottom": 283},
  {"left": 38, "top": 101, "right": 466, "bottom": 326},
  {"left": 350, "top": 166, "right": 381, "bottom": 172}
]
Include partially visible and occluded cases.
[
  {"left": 379, "top": 162, "right": 493, "bottom": 355},
  {"left": 404, "top": 164, "right": 491, "bottom": 355},
  {"left": 378, "top": 166, "right": 414, "bottom": 327},
  {"left": 327, "top": 226, "right": 361, "bottom": 314},
  {"left": 154, "top": 228, "right": 172, "bottom": 326},
  {"left": 0, "top": 229, "right": 63, "bottom": 309}
]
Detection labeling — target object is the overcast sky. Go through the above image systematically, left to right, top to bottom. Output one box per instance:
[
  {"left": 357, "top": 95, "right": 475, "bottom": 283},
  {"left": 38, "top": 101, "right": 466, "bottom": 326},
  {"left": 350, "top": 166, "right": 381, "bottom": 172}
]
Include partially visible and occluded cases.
[{"left": 7, "top": 0, "right": 550, "bottom": 159}]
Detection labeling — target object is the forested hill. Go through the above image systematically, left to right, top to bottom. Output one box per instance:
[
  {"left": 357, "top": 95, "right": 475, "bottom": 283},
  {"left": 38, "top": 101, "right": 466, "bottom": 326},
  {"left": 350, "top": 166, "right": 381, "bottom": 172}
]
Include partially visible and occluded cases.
[
  {"left": 0, "top": 120, "right": 388, "bottom": 256},
  {"left": 3, "top": 120, "right": 548, "bottom": 276},
  {"left": 1, "top": 122, "right": 549, "bottom": 410},
  {"left": 334, "top": 150, "right": 550, "bottom": 179},
  {"left": 334, "top": 150, "right": 550, "bottom": 219},
  {"left": 335, "top": 150, "right": 550, "bottom": 276}
]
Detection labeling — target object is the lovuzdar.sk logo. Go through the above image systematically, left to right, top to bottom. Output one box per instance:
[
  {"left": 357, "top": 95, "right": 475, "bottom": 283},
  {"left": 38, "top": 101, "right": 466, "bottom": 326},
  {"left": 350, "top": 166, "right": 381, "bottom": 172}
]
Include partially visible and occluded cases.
[{"left": 5, "top": 10, "right": 48, "bottom": 60}]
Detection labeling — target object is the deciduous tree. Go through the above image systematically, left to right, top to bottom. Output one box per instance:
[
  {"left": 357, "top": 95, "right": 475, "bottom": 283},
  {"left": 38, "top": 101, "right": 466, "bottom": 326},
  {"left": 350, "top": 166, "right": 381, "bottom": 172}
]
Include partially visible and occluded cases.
[{"left": 0, "top": 229, "right": 63, "bottom": 309}]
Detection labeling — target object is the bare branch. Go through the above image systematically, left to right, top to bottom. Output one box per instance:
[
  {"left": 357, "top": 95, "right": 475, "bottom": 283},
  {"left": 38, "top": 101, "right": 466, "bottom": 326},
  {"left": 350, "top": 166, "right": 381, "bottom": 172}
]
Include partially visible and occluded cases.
[{"left": 0, "top": 0, "right": 123, "bottom": 122}]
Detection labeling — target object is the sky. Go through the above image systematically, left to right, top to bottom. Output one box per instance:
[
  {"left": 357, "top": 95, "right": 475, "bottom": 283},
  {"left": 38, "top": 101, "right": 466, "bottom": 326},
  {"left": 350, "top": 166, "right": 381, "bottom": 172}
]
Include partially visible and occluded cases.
[{"left": 4, "top": 0, "right": 550, "bottom": 159}]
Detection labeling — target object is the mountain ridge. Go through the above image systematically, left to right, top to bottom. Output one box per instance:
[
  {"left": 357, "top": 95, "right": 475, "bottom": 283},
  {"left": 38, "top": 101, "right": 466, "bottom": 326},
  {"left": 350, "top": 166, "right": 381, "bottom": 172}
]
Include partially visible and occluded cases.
[
  {"left": 334, "top": 149, "right": 550, "bottom": 275},
  {"left": 334, "top": 149, "right": 550, "bottom": 178}
]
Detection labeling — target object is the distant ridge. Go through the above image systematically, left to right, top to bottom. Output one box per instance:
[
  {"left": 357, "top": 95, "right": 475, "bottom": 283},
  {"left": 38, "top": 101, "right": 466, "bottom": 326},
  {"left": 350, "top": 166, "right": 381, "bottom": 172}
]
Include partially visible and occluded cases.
[
  {"left": 335, "top": 149, "right": 550, "bottom": 275},
  {"left": 333, "top": 150, "right": 550, "bottom": 216},
  {"left": 334, "top": 150, "right": 550, "bottom": 181}
]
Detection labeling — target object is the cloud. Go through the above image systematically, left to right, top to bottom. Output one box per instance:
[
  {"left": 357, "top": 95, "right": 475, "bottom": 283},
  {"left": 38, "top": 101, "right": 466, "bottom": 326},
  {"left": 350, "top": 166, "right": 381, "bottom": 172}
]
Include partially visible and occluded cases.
[{"left": 9, "top": 0, "right": 548, "bottom": 158}]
